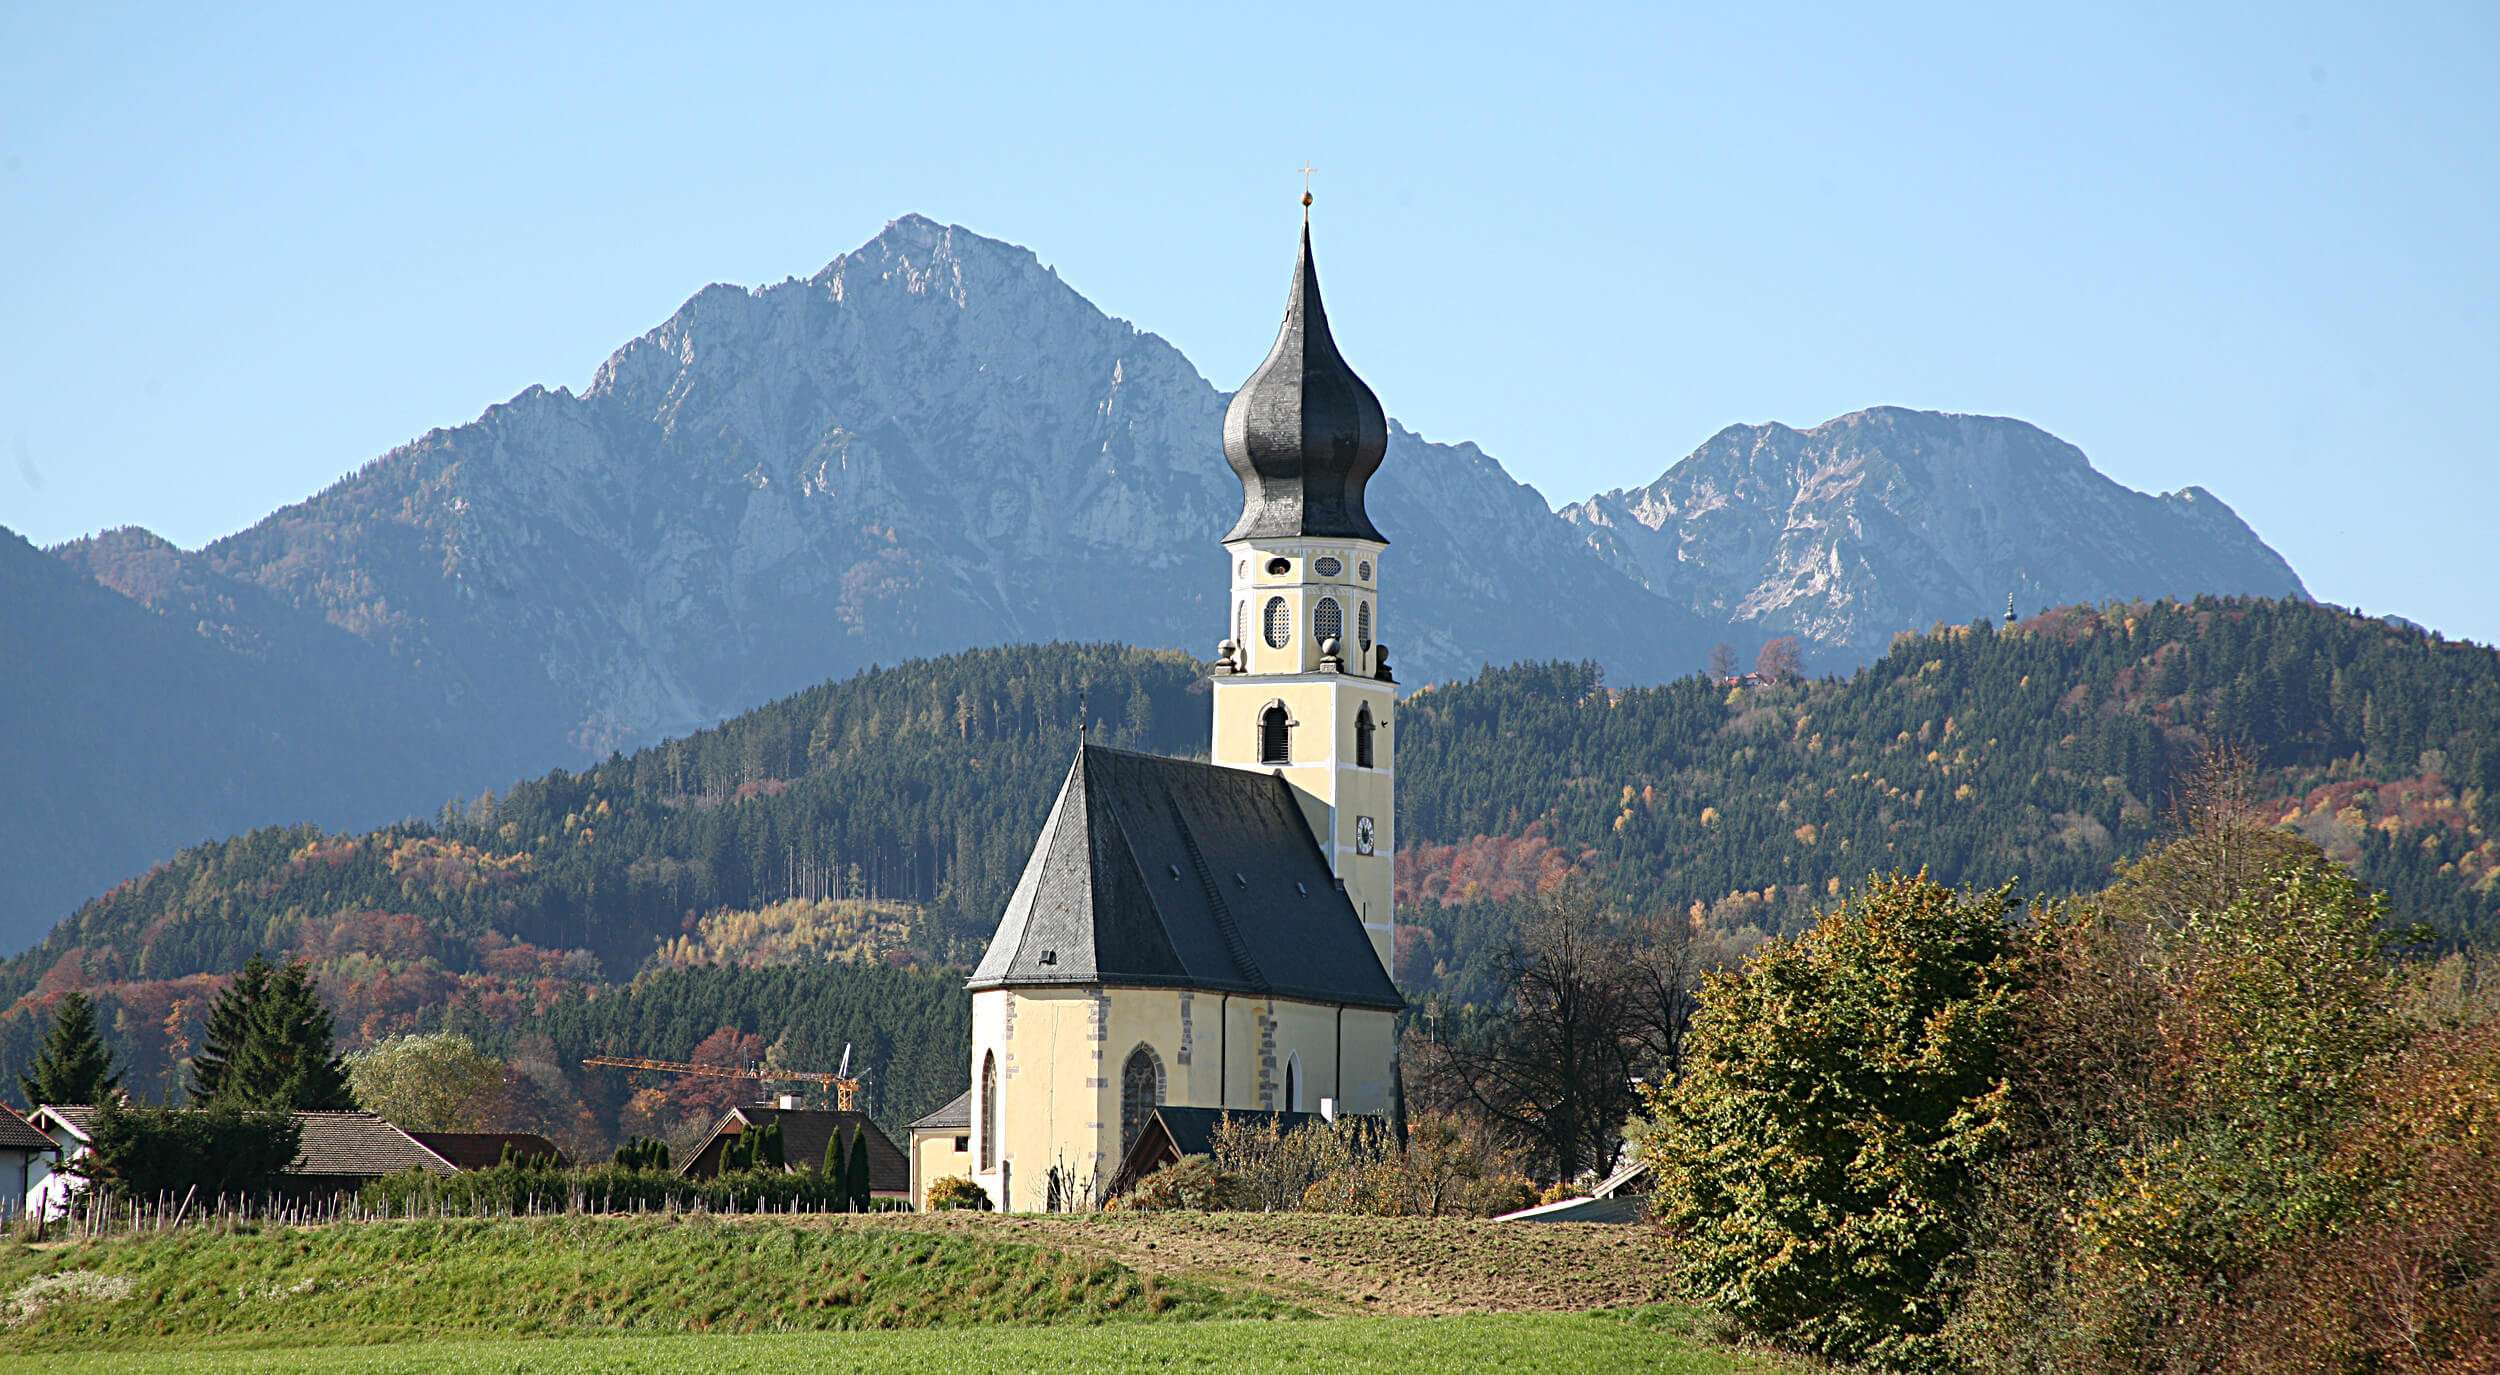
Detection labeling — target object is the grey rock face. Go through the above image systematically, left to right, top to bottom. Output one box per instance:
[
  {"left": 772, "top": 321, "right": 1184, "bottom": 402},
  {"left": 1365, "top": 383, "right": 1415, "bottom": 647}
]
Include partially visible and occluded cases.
[
  {"left": 161, "top": 216, "right": 1708, "bottom": 766},
  {"left": 1560, "top": 407, "right": 2308, "bottom": 665}
]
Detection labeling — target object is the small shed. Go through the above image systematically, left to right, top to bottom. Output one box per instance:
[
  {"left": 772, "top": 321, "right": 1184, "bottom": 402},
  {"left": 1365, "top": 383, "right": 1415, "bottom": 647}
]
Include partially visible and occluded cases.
[
  {"left": 904, "top": 1090, "right": 972, "bottom": 1210},
  {"left": 680, "top": 1107, "right": 909, "bottom": 1200}
]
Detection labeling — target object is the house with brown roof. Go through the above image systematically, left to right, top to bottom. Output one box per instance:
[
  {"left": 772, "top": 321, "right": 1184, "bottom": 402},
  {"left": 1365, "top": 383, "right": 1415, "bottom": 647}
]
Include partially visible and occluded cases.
[
  {"left": 21, "top": 1106, "right": 456, "bottom": 1215},
  {"left": 680, "top": 1106, "right": 908, "bottom": 1201}
]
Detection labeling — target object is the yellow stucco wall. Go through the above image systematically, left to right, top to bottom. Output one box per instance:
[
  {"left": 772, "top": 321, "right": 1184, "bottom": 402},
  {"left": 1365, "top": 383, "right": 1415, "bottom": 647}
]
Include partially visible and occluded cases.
[
  {"left": 966, "top": 985, "right": 1396, "bottom": 1211},
  {"left": 908, "top": 1127, "right": 972, "bottom": 1210}
]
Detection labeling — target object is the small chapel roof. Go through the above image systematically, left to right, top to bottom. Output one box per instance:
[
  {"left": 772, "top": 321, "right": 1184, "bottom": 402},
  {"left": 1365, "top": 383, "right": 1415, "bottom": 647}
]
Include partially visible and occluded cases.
[{"left": 969, "top": 745, "right": 1404, "bottom": 1011}]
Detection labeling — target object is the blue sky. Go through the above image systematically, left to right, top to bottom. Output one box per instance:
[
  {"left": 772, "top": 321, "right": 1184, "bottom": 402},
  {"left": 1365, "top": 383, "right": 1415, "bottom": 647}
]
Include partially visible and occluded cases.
[{"left": 4, "top": 3, "right": 2494, "bottom": 642}]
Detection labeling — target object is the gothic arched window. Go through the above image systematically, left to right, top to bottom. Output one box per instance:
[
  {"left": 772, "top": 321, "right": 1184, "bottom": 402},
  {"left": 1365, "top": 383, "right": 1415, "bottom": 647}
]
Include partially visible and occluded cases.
[
  {"left": 1259, "top": 701, "right": 1291, "bottom": 765},
  {"left": 1355, "top": 705, "right": 1375, "bottom": 768},
  {"left": 1120, "top": 1045, "right": 1162, "bottom": 1157},
  {"left": 980, "top": 1050, "right": 998, "bottom": 1172},
  {"left": 1282, "top": 1051, "right": 1300, "bottom": 1112}
]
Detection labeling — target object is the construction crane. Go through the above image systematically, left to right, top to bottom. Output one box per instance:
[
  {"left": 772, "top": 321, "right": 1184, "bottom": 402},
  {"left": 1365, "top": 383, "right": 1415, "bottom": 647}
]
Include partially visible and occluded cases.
[{"left": 583, "top": 1042, "right": 862, "bottom": 1111}]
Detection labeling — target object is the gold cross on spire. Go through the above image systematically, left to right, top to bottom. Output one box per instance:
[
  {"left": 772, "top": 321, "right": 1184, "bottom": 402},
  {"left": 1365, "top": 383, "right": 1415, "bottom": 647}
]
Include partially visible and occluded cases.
[{"left": 1299, "top": 161, "right": 1317, "bottom": 208}]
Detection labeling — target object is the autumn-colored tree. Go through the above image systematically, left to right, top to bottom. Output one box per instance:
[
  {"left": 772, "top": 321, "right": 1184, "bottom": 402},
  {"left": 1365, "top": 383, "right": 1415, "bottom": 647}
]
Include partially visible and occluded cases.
[
  {"left": 1755, "top": 636, "right": 1804, "bottom": 681},
  {"left": 1649, "top": 872, "right": 2023, "bottom": 1373},
  {"left": 344, "top": 1033, "right": 506, "bottom": 1131}
]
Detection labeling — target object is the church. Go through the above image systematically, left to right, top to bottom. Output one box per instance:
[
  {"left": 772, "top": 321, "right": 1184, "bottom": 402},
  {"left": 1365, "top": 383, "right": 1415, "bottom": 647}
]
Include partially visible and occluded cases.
[{"left": 914, "top": 202, "right": 1407, "bottom": 1212}]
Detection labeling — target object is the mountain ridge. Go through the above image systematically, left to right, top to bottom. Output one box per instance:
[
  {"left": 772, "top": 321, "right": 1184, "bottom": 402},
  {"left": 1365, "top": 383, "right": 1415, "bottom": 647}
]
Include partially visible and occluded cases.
[{"left": 9, "top": 214, "right": 2310, "bottom": 949}]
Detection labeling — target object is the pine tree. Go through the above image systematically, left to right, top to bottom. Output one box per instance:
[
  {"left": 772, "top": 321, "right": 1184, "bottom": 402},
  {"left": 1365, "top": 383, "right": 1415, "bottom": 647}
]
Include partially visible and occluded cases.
[
  {"left": 190, "top": 953, "right": 272, "bottom": 1104},
  {"left": 203, "top": 959, "right": 358, "bottom": 1112},
  {"left": 19, "top": 990, "right": 119, "bottom": 1107},
  {"left": 847, "top": 1121, "right": 872, "bottom": 1212}
]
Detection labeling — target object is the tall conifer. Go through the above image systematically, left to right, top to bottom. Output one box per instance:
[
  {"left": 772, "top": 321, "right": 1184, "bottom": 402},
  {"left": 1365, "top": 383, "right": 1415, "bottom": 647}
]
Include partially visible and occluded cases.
[
  {"left": 190, "top": 953, "right": 273, "bottom": 1105},
  {"left": 19, "top": 990, "right": 120, "bottom": 1107},
  {"left": 847, "top": 1122, "right": 872, "bottom": 1212}
]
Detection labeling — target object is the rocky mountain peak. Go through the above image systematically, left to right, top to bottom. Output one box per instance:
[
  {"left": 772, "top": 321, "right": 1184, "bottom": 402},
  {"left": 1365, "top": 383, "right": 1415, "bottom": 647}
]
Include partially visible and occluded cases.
[{"left": 1562, "top": 406, "right": 2307, "bottom": 663}]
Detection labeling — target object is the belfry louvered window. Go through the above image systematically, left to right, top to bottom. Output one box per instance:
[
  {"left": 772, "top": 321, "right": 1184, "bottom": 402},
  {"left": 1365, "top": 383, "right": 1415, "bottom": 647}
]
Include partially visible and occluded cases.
[
  {"left": 1262, "top": 596, "right": 1291, "bottom": 649},
  {"left": 1313, "top": 597, "right": 1343, "bottom": 647},
  {"left": 1235, "top": 600, "right": 1246, "bottom": 650},
  {"left": 1358, "top": 600, "right": 1372, "bottom": 651},
  {"left": 1259, "top": 701, "right": 1291, "bottom": 764},
  {"left": 1356, "top": 705, "right": 1376, "bottom": 768}
]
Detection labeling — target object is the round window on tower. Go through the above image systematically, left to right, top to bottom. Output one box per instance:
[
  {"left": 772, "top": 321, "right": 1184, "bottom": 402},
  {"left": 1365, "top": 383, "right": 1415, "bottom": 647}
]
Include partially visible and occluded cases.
[
  {"left": 1264, "top": 556, "right": 1291, "bottom": 577},
  {"left": 1315, "top": 556, "right": 1342, "bottom": 578},
  {"left": 1358, "top": 560, "right": 1372, "bottom": 582},
  {"left": 1263, "top": 596, "right": 1291, "bottom": 649},
  {"left": 1314, "top": 597, "right": 1343, "bottom": 645},
  {"left": 1358, "top": 600, "right": 1372, "bottom": 651}
]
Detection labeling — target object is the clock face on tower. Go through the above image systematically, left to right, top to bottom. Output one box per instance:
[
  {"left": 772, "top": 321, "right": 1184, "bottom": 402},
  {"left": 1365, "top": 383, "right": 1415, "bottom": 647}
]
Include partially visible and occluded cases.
[{"left": 1356, "top": 816, "right": 1376, "bottom": 856}]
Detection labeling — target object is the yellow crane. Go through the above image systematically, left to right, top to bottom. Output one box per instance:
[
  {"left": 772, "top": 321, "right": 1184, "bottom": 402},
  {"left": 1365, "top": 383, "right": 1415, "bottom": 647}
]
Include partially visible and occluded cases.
[{"left": 582, "top": 1043, "right": 861, "bottom": 1111}]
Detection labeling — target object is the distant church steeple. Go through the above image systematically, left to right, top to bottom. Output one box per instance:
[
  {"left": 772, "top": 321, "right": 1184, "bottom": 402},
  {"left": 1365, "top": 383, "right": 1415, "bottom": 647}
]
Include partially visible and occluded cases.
[{"left": 2005, "top": 592, "right": 2018, "bottom": 626}]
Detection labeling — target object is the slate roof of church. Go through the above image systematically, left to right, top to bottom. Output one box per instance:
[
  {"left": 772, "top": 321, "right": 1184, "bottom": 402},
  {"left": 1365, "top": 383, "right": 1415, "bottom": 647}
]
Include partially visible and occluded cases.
[{"left": 969, "top": 745, "right": 1403, "bottom": 1011}]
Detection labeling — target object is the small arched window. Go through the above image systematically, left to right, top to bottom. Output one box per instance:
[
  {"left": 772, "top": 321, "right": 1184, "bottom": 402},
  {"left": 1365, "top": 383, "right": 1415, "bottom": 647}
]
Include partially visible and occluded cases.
[
  {"left": 1262, "top": 596, "right": 1291, "bottom": 649},
  {"left": 1234, "top": 600, "right": 1246, "bottom": 650},
  {"left": 1358, "top": 600, "right": 1372, "bottom": 651},
  {"left": 1259, "top": 702, "right": 1291, "bottom": 765},
  {"left": 1355, "top": 705, "right": 1376, "bottom": 768},
  {"left": 1120, "top": 1045, "right": 1162, "bottom": 1157},
  {"left": 980, "top": 1050, "right": 998, "bottom": 1171},
  {"left": 1282, "top": 1052, "right": 1300, "bottom": 1112}
]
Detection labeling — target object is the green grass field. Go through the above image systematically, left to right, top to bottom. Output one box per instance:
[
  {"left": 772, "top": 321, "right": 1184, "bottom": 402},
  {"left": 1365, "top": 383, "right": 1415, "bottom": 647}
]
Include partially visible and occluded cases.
[
  {"left": 0, "top": 1216, "right": 1281, "bottom": 1347},
  {"left": 1, "top": 1216, "right": 1809, "bottom": 1373},
  {"left": 24, "top": 1310, "right": 1802, "bottom": 1374}
]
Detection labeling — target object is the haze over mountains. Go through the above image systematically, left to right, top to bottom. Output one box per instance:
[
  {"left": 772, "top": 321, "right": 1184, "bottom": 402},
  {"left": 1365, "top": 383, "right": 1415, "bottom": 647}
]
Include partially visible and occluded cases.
[{"left": 4, "top": 215, "right": 2309, "bottom": 952}]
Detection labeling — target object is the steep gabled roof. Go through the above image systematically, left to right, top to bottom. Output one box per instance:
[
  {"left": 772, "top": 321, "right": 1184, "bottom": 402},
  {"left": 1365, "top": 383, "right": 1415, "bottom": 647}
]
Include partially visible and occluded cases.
[
  {"left": 969, "top": 745, "right": 1402, "bottom": 1011},
  {"left": 0, "top": 1103, "right": 52, "bottom": 1152}
]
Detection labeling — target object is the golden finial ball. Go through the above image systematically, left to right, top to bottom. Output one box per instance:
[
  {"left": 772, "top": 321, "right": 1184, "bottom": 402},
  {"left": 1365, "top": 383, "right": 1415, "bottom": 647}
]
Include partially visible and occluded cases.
[{"left": 1302, "top": 191, "right": 1313, "bottom": 207}]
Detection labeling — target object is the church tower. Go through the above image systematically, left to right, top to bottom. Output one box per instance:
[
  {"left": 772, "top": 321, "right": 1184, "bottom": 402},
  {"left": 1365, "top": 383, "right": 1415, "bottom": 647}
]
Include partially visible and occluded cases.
[{"left": 1209, "top": 204, "right": 1397, "bottom": 981}]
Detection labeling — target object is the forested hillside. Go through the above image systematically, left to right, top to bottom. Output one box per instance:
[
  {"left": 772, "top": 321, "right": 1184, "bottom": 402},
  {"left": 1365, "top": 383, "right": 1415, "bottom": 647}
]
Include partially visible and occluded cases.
[
  {"left": 1394, "top": 596, "right": 2500, "bottom": 994},
  {"left": 5, "top": 598, "right": 2493, "bottom": 1150}
]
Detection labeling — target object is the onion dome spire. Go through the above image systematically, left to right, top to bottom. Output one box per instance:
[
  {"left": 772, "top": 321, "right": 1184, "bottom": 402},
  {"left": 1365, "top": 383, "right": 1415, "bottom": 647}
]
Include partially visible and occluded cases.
[{"left": 1220, "top": 203, "right": 1389, "bottom": 544}]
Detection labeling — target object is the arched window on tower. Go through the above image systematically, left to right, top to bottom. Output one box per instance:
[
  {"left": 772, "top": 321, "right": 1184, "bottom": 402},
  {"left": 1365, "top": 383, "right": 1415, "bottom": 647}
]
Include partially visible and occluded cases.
[
  {"left": 1358, "top": 600, "right": 1372, "bottom": 652},
  {"left": 1259, "top": 702, "right": 1292, "bottom": 765},
  {"left": 1355, "top": 705, "right": 1375, "bottom": 768},
  {"left": 1120, "top": 1045, "right": 1162, "bottom": 1157},
  {"left": 980, "top": 1050, "right": 998, "bottom": 1172}
]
